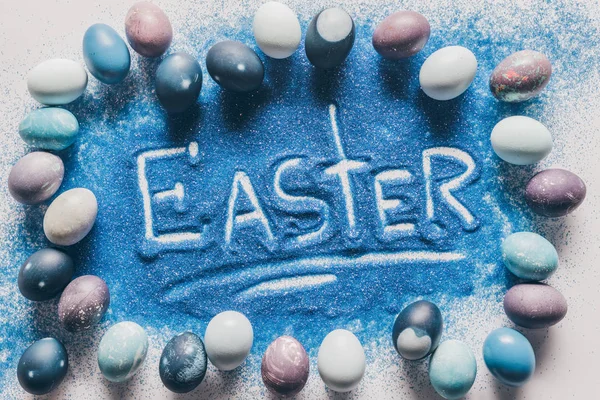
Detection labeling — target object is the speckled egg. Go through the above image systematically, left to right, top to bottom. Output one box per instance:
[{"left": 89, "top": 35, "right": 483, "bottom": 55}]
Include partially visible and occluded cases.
[
  {"left": 125, "top": 1, "right": 173, "bottom": 57},
  {"left": 253, "top": 1, "right": 301, "bottom": 59},
  {"left": 305, "top": 8, "right": 355, "bottom": 69},
  {"left": 372, "top": 11, "right": 430, "bottom": 59},
  {"left": 83, "top": 24, "right": 131, "bottom": 84},
  {"left": 206, "top": 41, "right": 264, "bottom": 92},
  {"left": 419, "top": 46, "right": 478, "bottom": 101},
  {"left": 490, "top": 50, "right": 552, "bottom": 102},
  {"left": 155, "top": 52, "right": 202, "bottom": 113},
  {"left": 27, "top": 59, "right": 88, "bottom": 105},
  {"left": 19, "top": 108, "right": 79, "bottom": 151},
  {"left": 491, "top": 116, "right": 553, "bottom": 165},
  {"left": 8, "top": 152, "right": 64, "bottom": 205},
  {"left": 525, "top": 169, "right": 586, "bottom": 217},
  {"left": 43, "top": 188, "right": 98, "bottom": 246},
  {"left": 502, "top": 232, "right": 558, "bottom": 281},
  {"left": 18, "top": 248, "right": 74, "bottom": 301},
  {"left": 58, "top": 275, "right": 109, "bottom": 332},
  {"left": 504, "top": 283, "right": 568, "bottom": 329},
  {"left": 392, "top": 300, "right": 443, "bottom": 360},
  {"left": 204, "top": 311, "right": 253, "bottom": 371},
  {"left": 98, "top": 321, "right": 148, "bottom": 383},
  {"left": 483, "top": 327, "right": 535, "bottom": 387},
  {"left": 317, "top": 329, "right": 365, "bottom": 393},
  {"left": 160, "top": 332, "right": 207, "bottom": 393},
  {"left": 262, "top": 336, "right": 309, "bottom": 397},
  {"left": 17, "top": 338, "right": 68, "bottom": 395},
  {"left": 429, "top": 340, "right": 477, "bottom": 400}
]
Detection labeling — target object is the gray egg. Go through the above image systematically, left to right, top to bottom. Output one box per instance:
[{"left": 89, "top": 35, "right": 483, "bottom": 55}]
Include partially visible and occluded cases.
[
  {"left": 206, "top": 40, "right": 264, "bottom": 92},
  {"left": 8, "top": 152, "right": 64, "bottom": 205},
  {"left": 525, "top": 169, "right": 586, "bottom": 217},
  {"left": 18, "top": 248, "right": 74, "bottom": 301},
  {"left": 58, "top": 275, "right": 109, "bottom": 332},
  {"left": 504, "top": 283, "right": 567, "bottom": 329}
]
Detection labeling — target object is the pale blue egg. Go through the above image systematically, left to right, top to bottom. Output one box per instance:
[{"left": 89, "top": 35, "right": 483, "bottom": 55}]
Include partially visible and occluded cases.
[
  {"left": 83, "top": 24, "right": 131, "bottom": 84},
  {"left": 19, "top": 108, "right": 79, "bottom": 150},
  {"left": 502, "top": 232, "right": 558, "bottom": 281},
  {"left": 98, "top": 321, "right": 148, "bottom": 383},
  {"left": 429, "top": 340, "right": 477, "bottom": 399}
]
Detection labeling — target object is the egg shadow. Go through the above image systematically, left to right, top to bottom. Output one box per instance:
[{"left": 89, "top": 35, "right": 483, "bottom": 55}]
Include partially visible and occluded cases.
[
  {"left": 263, "top": 56, "right": 295, "bottom": 97},
  {"left": 377, "top": 57, "right": 417, "bottom": 100},
  {"left": 309, "top": 65, "right": 346, "bottom": 104},
  {"left": 219, "top": 86, "right": 272, "bottom": 132},
  {"left": 416, "top": 90, "right": 467, "bottom": 136},
  {"left": 164, "top": 103, "right": 205, "bottom": 143},
  {"left": 397, "top": 358, "right": 441, "bottom": 400}
]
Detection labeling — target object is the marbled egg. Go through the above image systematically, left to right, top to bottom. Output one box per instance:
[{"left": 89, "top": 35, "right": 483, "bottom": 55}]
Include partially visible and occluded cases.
[
  {"left": 125, "top": 1, "right": 173, "bottom": 57},
  {"left": 253, "top": 1, "right": 301, "bottom": 59},
  {"left": 305, "top": 8, "right": 355, "bottom": 69},
  {"left": 372, "top": 11, "right": 430, "bottom": 59},
  {"left": 83, "top": 23, "right": 131, "bottom": 84},
  {"left": 206, "top": 41, "right": 264, "bottom": 92},
  {"left": 419, "top": 46, "right": 477, "bottom": 101},
  {"left": 490, "top": 50, "right": 552, "bottom": 103},
  {"left": 156, "top": 52, "right": 202, "bottom": 113},
  {"left": 27, "top": 59, "right": 88, "bottom": 105},
  {"left": 19, "top": 108, "right": 79, "bottom": 151},
  {"left": 490, "top": 116, "right": 552, "bottom": 165},
  {"left": 8, "top": 152, "right": 64, "bottom": 204},
  {"left": 525, "top": 169, "right": 586, "bottom": 217},
  {"left": 43, "top": 188, "right": 98, "bottom": 246},
  {"left": 502, "top": 232, "right": 558, "bottom": 281},
  {"left": 18, "top": 248, "right": 74, "bottom": 301},
  {"left": 58, "top": 275, "right": 109, "bottom": 332},
  {"left": 504, "top": 283, "right": 568, "bottom": 329},
  {"left": 392, "top": 300, "right": 443, "bottom": 360},
  {"left": 204, "top": 311, "right": 253, "bottom": 371},
  {"left": 98, "top": 321, "right": 148, "bottom": 383},
  {"left": 483, "top": 327, "right": 535, "bottom": 387},
  {"left": 317, "top": 329, "right": 365, "bottom": 392},
  {"left": 160, "top": 332, "right": 207, "bottom": 393},
  {"left": 262, "top": 336, "right": 309, "bottom": 397},
  {"left": 17, "top": 338, "right": 68, "bottom": 395},
  {"left": 429, "top": 340, "right": 477, "bottom": 400}
]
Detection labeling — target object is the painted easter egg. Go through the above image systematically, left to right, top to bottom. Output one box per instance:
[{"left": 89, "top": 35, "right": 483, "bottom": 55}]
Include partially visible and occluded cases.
[
  {"left": 125, "top": 1, "right": 173, "bottom": 57},
  {"left": 253, "top": 1, "right": 301, "bottom": 59},
  {"left": 305, "top": 8, "right": 355, "bottom": 69},
  {"left": 372, "top": 11, "right": 430, "bottom": 59},
  {"left": 83, "top": 23, "right": 131, "bottom": 84},
  {"left": 206, "top": 41, "right": 264, "bottom": 92},
  {"left": 419, "top": 46, "right": 478, "bottom": 101},
  {"left": 490, "top": 50, "right": 552, "bottom": 102},
  {"left": 155, "top": 52, "right": 203, "bottom": 113},
  {"left": 27, "top": 59, "right": 87, "bottom": 105},
  {"left": 19, "top": 108, "right": 79, "bottom": 151},
  {"left": 490, "top": 116, "right": 552, "bottom": 165},
  {"left": 8, "top": 152, "right": 64, "bottom": 204},
  {"left": 525, "top": 169, "right": 587, "bottom": 217},
  {"left": 43, "top": 188, "right": 98, "bottom": 246},
  {"left": 502, "top": 232, "right": 558, "bottom": 281},
  {"left": 18, "top": 248, "right": 74, "bottom": 301},
  {"left": 58, "top": 275, "right": 109, "bottom": 332},
  {"left": 504, "top": 283, "right": 568, "bottom": 329},
  {"left": 392, "top": 300, "right": 443, "bottom": 360},
  {"left": 204, "top": 311, "right": 253, "bottom": 371},
  {"left": 98, "top": 321, "right": 149, "bottom": 383},
  {"left": 483, "top": 327, "right": 535, "bottom": 387},
  {"left": 317, "top": 329, "right": 365, "bottom": 393},
  {"left": 160, "top": 332, "right": 207, "bottom": 393},
  {"left": 262, "top": 336, "right": 309, "bottom": 397},
  {"left": 17, "top": 338, "right": 68, "bottom": 395},
  {"left": 429, "top": 340, "right": 477, "bottom": 400}
]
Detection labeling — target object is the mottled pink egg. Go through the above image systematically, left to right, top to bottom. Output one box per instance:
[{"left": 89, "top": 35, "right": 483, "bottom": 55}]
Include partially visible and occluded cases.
[
  {"left": 125, "top": 1, "right": 173, "bottom": 57},
  {"left": 372, "top": 11, "right": 430, "bottom": 59},
  {"left": 261, "top": 336, "right": 309, "bottom": 398}
]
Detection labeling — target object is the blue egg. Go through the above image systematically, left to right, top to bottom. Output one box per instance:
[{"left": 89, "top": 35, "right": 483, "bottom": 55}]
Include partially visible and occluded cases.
[
  {"left": 305, "top": 8, "right": 355, "bottom": 69},
  {"left": 83, "top": 23, "right": 131, "bottom": 84},
  {"left": 206, "top": 40, "right": 264, "bottom": 92},
  {"left": 156, "top": 52, "right": 203, "bottom": 113},
  {"left": 19, "top": 108, "right": 79, "bottom": 150},
  {"left": 502, "top": 232, "right": 558, "bottom": 281},
  {"left": 18, "top": 248, "right": 74, "bottom": 301},
  {"left": 392, "top": 300, "right": 443, "bottom": 360},
  {"left": 98, "top": 321, "right": 148, "bottom": 383},
  {"left": 483, "top": 328, "right": 535, "bottom": 387},
  {"left": 160, "top": 332, "right": 207, "bottom": 393},
  {"left": 17, "top": 338, "right": 68, "bottom": 395},
  {"left": 429, "top": 340, "right": 477, "bottom": 400}
]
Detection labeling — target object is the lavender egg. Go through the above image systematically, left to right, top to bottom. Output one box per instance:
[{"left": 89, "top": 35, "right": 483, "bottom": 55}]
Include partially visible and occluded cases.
[
  {"left": 125, "top": 1, "right": 173, "bottom": 58},
  {"left": 372, "top": 11, "right": 430, "bottom": 59},
  {"left": 490, "top": 50, "right": 552, "bottom": 102},
  {"left": 8, "top": 152, "right": 64, "bottom": 205},
  {"left": 525, "top": 169, "right": 586, "bottom": 217},
  {"left": 58, "top": 275, "right": 110, "bottom": 332},
  {"left": 504, "top": 283, "right": 568, "bottom": 329},
  {"left": 261, "top": 336, "right": 309, "bottom": 398}
]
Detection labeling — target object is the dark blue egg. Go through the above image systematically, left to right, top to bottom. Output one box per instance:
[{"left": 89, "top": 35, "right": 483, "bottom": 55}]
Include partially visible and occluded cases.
[
  {"left": 305, "top": 8, "right": 355, "bottom": 69},
  {"left": 83, "top": 23, "right": 131, "bottom": 84},
  {"left": 206, "top": 40, "right": 264, "bottom": 92},
  {"left": 155, "top": 52, "right": 203, "bottom": 113},
  {"left": 18, "top": 248, "right": 74, "bottom": 301},
  {"left": 392, "top": 300, "right": 443, "bottom": 360},
  {"left": 483, "top": 328, "right": 535, "bottom": 387},
  {"left": 159, "top": 332, "right": 207, "bottom": 393},
  {"left": 17, "top": 338, "right": 69, "bottom": 395}
]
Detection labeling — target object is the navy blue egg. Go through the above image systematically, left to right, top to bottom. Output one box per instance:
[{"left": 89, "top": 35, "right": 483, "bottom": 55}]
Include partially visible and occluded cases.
[
  {"left": 305, "top": 8, "right": 355, "bottom": 69},
  {"left": 83, "top": 23, "right": 131, "bottom": 84},
  {"left": 206, "top": 40, "right": 264, "bottom": 92},
  {"left": 156, "top": 52, "right": 203, "bottom": 113},
  {"left": 18, "top": 248, "right": 74, "bottom": 301},
  {"left": 392, "top": 300, "right": 443, "bottom": 360},
  {"left": 160, "top": 332, "right": 207, "bottom": 393},
  {"left": 17, "top": 338, "right": 69, "bottom": 395}
]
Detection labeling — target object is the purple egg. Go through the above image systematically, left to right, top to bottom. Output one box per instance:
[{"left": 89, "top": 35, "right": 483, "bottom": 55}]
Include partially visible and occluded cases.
[
  {"left": 125, "top": 1, "right": 173, "bottom": 57},
  {"left": 372, "top": 11, "right": 430, "bottom": 59},
  {"left": 490, "top": 50, "right": 552, "bottom": 102},
  {"left": 8, "top": 152, "right": 64, "bottom": 204},
  {"left": 525, "top": 169, "right": 586, "bottom": 217},
  {"left": 58, "top": 275, "right": 110, "bottom": 332},
  {"left": 504, "top": 283, "right": 568, "bottom": 329},
  {"left": 261, "top": 336, "right": 309, "bottom": 398}
]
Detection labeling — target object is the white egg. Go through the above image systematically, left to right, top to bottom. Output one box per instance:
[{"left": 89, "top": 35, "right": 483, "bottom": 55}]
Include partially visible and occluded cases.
[
  {"left": 253, "top": 1, "right": 301, "bottom": 59},
  {"left": 419, "top": 46, "right": 477, "bottom": 101},
  {"left": 27, "top": 59, "right": 88, "bottom": 105},
  {"left": 491, "top": 116, "right": 553, "bottom": 165},
  {"left": 204, "top": 311, "right": 253, "bottom": 371},
  {"left": 317, "top": 329, "right": 365, "bottom": 392}
]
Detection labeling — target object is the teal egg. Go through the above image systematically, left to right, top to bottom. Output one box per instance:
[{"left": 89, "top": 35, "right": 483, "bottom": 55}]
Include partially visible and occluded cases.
[
  {"left": 83, "top": 24, "right": 131, "bottom": 84},
  {"left": 18, "top": 108, "right": 79, "bottom": 150},
  {"left": 502, "top": 232, "right": 558, "bottom": 281},
  {"left": 98, "top": 321, "right": 148, "bottom": 383},
  {"left": 483, "top": 328, "right": 535, "bottom": 387},
  {"left": 429, "top": 340, "right": 477, "bottom": 400}
]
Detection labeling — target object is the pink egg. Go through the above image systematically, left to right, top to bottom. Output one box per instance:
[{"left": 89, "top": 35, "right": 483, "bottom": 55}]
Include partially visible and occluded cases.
[{"left": 125, "top": 1, "right": 173, "bottom": 57}]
